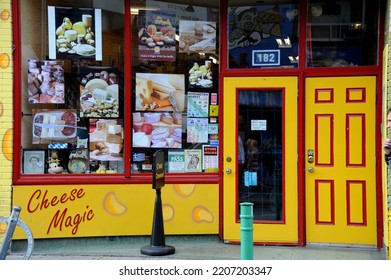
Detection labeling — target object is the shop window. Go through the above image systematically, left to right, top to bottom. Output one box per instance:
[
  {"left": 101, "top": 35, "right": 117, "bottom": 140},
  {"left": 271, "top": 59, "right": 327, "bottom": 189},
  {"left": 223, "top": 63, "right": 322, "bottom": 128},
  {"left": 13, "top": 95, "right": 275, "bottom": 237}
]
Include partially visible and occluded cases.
[
  {"left": 18, "top": 0, "right": 220, "bottom": 178},
  {"left": 19, "top": 0, "right": 125, "bottom": 176},
  {"left": 130, "top": 0, "right": 220, "bottom": 174},
  {"left": 227, "top": 0, "right": 300, "bottom": 69},
  {"left": 306, "top": 0, "right": 379, "bottom": 67}
]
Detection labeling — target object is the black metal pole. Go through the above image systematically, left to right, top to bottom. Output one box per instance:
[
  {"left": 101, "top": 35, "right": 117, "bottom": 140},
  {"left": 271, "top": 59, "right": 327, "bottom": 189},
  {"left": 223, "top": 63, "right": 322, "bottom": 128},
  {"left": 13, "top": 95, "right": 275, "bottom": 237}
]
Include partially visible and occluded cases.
[{"left": 140, "top": 188, "right": 175, "bottom": 256}]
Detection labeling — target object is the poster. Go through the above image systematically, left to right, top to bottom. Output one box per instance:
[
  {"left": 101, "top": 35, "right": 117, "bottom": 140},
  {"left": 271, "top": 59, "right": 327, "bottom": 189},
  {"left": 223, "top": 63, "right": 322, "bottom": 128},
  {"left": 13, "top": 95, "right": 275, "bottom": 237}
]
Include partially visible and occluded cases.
[
  {"left": 48, "top": 6, "right": 102, "bottom": 60},
  {"left": 137, "top": 10, "right": 176, "bottom": 61},
  {"left": 179, "top": 20, "right": 216, "bottom": 53},
  {"left": 27, "top": 60, "right": 65, "bottom": 104},
  {"left": 188, "top": 60, "right": 214, "bottom": 90},
  {"left": 79, "top": 66, "right": 119, "bottom": 118},
  {"left": 135, "top": 73, "right": 185, "bottom": 112},
  {"left": 187, "top": 92, "right": 209, "bottom": 117},
  {"left": 32, "top": 109, "right": 78, "bottom": 144},
  {"left": 132, "top": 112, "right": 182, "bottom": 148},
  {"left": 187, "top": 117, "right": 209, "bottom": 143},
  {"left": 89, "top": 119, "right": 124, "bottom": 162},
  {"left": 202, "top": 145, "right": 218, "bottom": 171},
  {"left": 184, "top": 149, "right": 202, "bottom": 172},
  {"left": 168, "top": 150, "right": 185, "bottom": 172}
]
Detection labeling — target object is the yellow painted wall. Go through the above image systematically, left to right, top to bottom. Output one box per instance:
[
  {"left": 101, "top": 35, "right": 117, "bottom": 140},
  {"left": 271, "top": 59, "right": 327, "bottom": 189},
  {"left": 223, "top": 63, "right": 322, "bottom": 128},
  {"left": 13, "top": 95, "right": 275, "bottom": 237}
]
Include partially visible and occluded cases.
[
  {"left": 385, "top": 0, "right": 391, "bottom": 261},
  {"left": 0, "top": 1, "right": 13, "bottom": 243},
  {"left": 12, "top": 184, "right": 219, "bottom": 239}
]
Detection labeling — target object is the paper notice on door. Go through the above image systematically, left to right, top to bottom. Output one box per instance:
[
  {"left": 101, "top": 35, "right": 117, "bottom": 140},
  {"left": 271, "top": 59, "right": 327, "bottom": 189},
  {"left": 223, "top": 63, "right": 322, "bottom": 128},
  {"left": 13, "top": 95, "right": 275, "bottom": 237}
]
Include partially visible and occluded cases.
[{"left": 251, "top": 119, "right": 267, "bottom": 131}]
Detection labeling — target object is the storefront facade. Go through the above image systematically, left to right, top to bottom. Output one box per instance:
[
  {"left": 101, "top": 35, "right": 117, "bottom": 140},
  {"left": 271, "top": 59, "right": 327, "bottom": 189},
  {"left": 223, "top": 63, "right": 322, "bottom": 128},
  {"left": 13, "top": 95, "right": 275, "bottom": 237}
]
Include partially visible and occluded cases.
[{"left": 1, "top": 0, "right": 390, "bottom": 258}]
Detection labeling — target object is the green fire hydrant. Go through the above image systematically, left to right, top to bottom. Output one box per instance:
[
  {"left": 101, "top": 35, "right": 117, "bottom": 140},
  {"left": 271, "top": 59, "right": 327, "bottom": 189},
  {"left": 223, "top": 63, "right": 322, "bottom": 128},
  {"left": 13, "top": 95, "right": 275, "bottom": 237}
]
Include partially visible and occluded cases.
[{"left": 240, "top": 202, "right": 254, "bottom": 260}]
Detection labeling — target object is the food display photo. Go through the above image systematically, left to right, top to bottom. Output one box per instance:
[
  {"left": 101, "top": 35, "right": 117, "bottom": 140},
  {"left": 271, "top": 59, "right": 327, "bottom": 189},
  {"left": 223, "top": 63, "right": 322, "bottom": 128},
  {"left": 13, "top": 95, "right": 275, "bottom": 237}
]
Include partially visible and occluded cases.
[
  {"left": 48, "top": 6, "right": 102, "bottom": 60},
  {"left": 137, "top": 10, "right": 176, "bottom": 61},
  {"left": 179, "top": 20, "right": 216, "bottom": 54},
  {"left": 27, "top": 60, "right": 65, "bottom": 104},
  {"left": 188, "top": 60, "right": 214, "bottom": 89},
  {"left": 79, "top": 66, "right": 119, "bottom": 118},
  {"left": 135, "top": 73, "right": 185, "bottom": 112},
  {"left": 32, "top": 109, "right": 78, "bottom": 144},
  {"left": 132, "top": 112, "right": 182, "bottom": 148},
  {"left": 89, "top": 119, "right": 124, "bottom": 162}
]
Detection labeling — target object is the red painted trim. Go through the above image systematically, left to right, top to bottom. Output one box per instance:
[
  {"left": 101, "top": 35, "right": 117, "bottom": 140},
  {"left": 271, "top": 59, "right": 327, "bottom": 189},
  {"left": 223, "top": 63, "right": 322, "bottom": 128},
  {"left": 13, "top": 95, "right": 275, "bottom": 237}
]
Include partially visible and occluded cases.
[
  {"left": 12, "top": 0, "right": 22, "bottom": 185},
  {"left": 124, "top": 0, "right": 131, "bottom": 178},
  {"left": 218, "top": 0, "right": 228, "bottom": 241},
  {"left": 375, "top": 0, "right": 386, "bottom": 250},
  {"left": 297, "top": 72, "right": 305, "bottom": 246},
  {"left": 233, "top": 86, "right": 286, "bottom": 225},
  {"left": 281, "top": 87, "right": 286, "bottom": 224},
  {"left": 315, "top": 88, "right": 334, "bottom": 103},
  {"left": 346, "top": 88, "right": 366, "bottom": 103},
  {"left": 315, "top": 114, "right": 334, "bottom": 166},
  {"left": 345, "top": 114, "right": 366, "bottom": 167},
  {"left": 315, "top": 180, "right": 335, "bottom": 225},
  {"left": 346, "top": 180, "right": 367, "bottom": 226}
]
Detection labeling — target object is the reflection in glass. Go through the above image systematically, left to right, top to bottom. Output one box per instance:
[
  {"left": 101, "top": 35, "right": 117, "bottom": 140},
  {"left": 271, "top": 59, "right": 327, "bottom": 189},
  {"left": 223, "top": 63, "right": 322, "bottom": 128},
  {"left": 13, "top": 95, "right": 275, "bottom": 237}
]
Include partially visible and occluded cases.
[
  {"left": 307, "top": 0, "right": 379, "bottom": 67},
  {"left": 228, "top": 1, "right": 299, "bottom": 69},
  {"left": 238, "top": 90, "right": 282, "bottom": 221}
]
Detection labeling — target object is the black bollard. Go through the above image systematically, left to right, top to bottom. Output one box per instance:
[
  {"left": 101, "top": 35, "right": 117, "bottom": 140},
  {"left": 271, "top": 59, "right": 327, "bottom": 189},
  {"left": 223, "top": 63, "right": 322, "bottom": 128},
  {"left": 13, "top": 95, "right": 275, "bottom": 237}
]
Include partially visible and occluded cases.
[
  {"left": 141, "top": 150, "right": 175, "bottom": 256},
  {"left": 140, "top": 188, "right": 175, "bottom": 256}
]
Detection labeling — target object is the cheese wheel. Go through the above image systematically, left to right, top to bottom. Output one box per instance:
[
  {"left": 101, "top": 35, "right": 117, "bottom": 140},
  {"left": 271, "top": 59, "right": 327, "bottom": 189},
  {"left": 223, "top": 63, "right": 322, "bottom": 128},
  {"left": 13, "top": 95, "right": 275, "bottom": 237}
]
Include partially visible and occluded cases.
[{"left": 85, "top": 79, "right": 108, "bottom": 92}]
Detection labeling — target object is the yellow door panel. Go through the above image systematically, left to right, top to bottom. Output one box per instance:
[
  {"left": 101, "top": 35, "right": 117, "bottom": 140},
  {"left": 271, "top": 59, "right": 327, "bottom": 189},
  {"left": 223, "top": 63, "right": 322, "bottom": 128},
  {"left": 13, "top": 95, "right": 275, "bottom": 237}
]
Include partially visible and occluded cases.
[
  {"left": 305, "top": 76, "right": 377, "bottom": 245},
  {"left": 223, "top": 77, "right": 298, "bottom": 243}
]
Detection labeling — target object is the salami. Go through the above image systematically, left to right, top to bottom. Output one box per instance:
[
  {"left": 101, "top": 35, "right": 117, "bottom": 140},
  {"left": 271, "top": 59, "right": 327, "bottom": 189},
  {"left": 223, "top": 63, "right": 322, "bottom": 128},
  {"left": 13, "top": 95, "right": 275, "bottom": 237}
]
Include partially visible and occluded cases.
[{"left": 61, "top": 111, "right": 76, "bottom": 136}]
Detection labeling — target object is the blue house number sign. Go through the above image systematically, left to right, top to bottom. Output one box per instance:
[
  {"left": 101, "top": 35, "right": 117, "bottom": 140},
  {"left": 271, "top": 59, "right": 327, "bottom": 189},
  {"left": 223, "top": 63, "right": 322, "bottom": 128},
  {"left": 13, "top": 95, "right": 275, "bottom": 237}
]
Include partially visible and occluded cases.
[{"left": 252, "top": 50, "right": 280, "bottom": 66}]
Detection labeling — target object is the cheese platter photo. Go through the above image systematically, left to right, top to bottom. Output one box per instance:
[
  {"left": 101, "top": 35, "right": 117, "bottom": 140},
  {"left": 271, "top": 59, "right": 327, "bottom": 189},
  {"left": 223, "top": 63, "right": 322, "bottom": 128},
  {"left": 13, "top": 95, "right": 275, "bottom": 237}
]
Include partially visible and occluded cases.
[{"left": 132, "top": 112, "right": 182, "bottom": 148}]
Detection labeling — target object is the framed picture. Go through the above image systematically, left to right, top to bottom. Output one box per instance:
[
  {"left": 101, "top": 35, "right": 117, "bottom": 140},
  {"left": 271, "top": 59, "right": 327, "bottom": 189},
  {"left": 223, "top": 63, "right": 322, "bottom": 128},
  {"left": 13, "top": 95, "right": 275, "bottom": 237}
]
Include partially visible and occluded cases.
[{"left": 23, "top": 150, "right": 46, "bottom": 174}]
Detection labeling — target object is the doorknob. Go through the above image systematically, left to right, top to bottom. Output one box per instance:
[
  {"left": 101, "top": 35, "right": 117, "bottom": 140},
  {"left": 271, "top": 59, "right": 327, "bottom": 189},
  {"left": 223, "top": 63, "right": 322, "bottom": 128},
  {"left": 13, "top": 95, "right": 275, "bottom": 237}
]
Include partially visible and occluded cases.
[
  {"left": 308, "top": 167, "right": 314, "bottom": 173},
  {"left": 226, "top": 168, "right": 232, "bottom": 174}
]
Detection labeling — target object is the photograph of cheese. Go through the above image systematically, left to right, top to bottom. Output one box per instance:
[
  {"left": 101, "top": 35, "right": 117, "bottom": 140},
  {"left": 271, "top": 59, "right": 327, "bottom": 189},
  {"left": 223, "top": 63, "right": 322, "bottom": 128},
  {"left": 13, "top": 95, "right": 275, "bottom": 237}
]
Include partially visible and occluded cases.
[
  {"left": 48, "top": 6, "right": 102, "bottom": 60},
  {"left": 137, "top": 10, "right": 176, "bottom": 61},
  {"left": 179, "top": 20, "right": 216, "bottom": 54},
  {"left": 28, "top": 60, "right": 65, "bottom": 104},
  {"left": 188, "top": 60, "right": 214, "bottom": 89},
  {"left": 79, "top": 67, "right": 119, "bottom": 118},
  {"left": 135, "top": 73, "right": 185, "bottom": 112},
  {"left": 32, "top": 109, "right": 78, "bottom": 144},
  {"left": 132, "top": 112, "right": 182, "bottom": 148},
  {"left": 89, "top": 119, "right": 124, "bottom": 161}
]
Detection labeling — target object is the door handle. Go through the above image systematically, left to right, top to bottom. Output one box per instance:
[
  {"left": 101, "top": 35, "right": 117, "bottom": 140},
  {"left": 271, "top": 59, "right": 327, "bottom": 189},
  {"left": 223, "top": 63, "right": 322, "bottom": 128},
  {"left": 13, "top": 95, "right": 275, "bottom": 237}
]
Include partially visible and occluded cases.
[
  {"left": 307, "top": 149, "right": 314, "bottom": 163},
  {"left": 308, "top": 167, "right": 314, "bottom": 173},
  {"left": 226, "top": 168, "right": 232, "bottom": 174}
]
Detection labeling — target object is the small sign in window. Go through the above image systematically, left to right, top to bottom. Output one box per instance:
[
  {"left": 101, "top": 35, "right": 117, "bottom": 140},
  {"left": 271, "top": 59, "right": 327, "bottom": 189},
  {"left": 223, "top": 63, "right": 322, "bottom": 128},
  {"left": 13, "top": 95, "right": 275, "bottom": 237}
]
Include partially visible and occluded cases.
[
  {"left": 252, "top": 50, "right": 280, "bottom": 66},
  {"left": 251, "top": 120, "right": 267, "bottom": 131}
]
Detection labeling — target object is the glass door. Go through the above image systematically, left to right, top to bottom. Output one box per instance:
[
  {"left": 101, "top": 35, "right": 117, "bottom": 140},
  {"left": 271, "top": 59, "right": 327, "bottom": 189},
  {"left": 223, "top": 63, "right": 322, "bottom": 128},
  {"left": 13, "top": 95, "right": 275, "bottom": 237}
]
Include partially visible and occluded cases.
[{"left": 223, "top": 76, "right": 298, "bottom": 244}]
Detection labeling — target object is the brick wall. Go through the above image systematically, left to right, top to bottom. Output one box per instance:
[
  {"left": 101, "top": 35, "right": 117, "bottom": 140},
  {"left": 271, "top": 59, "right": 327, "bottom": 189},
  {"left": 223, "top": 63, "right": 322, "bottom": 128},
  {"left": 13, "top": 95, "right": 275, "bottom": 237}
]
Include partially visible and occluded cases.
[{"left": 0, "top": 0, "right": 13, "bottom": 242}]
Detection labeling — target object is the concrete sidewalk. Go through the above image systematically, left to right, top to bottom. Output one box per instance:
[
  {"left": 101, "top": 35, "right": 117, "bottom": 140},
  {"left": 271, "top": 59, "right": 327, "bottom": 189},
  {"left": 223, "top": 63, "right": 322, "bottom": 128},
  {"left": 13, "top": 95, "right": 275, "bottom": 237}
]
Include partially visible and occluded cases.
[{"left": 4, "top": 235, "right": 387, "bottom": 260}]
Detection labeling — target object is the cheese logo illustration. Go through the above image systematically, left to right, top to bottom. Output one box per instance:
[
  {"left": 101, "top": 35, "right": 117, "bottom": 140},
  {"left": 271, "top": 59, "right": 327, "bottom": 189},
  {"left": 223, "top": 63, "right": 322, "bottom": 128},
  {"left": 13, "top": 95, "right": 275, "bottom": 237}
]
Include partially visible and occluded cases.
[
  {"left": 1, "top": 9, "right": 10, "bottom": 21},
  {"left": 0, "top": 53, "right": 10, "bottom": 69},
  {"left": 2, "top": 129, "right": 12, "bottom": 161},
  {"left": 173, "top": 184, "right": 196, "bottom": 198},
  {"left": 103, "top": 191, "right": 127, "bottom": 216},
  {"left": 162, "top": 204, "right": 174, "bottom": 222},
  {"left": 192, "top": 206, "right": 214, "bottom": 223},
  {"left": 0, "top": 219, "right": 6, "bottom": 234}
]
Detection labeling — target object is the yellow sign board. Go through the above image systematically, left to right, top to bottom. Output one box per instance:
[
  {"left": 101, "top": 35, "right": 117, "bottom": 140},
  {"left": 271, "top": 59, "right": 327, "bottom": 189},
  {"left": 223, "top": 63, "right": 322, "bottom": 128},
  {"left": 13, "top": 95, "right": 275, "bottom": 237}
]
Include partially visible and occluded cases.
[{"left": 12, "top": 184, "right": 218, "bottom": 239}]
